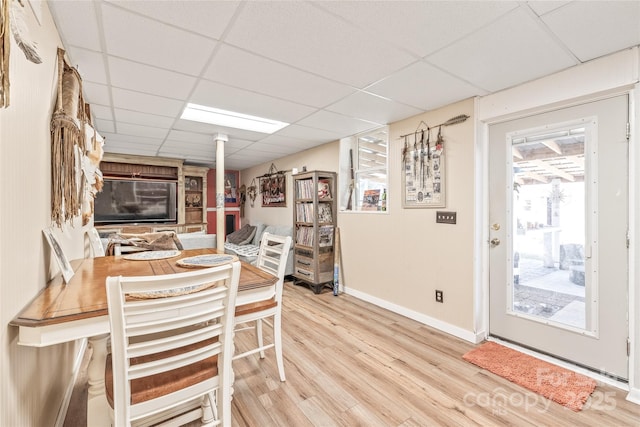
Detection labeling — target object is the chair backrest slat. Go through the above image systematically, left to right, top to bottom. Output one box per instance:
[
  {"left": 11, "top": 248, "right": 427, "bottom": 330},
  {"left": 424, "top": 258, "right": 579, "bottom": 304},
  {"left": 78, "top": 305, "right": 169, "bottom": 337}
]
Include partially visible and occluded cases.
[{"left": 106, "top": 262, "right": 240, "bottom": 425}]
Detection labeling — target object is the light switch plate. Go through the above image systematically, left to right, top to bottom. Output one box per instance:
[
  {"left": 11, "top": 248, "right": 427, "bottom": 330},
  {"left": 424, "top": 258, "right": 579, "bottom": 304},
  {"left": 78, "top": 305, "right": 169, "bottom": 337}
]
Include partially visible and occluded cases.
[{"left": 436, "top": 211, "right": 457, "bottom": 224}]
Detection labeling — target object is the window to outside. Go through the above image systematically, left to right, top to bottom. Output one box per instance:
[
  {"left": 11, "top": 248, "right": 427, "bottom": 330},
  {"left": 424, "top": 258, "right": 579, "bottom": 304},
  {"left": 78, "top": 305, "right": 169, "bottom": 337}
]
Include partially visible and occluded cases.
[{"left": 340, "top": 127, "right": 388, "bottom": 212}]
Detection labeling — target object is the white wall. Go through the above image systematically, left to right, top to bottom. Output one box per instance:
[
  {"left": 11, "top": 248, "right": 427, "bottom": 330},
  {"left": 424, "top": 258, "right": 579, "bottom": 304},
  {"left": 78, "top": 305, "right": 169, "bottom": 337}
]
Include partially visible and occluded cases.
[{"left": 1, "top": 3, "right": 88, "bottom": 425}]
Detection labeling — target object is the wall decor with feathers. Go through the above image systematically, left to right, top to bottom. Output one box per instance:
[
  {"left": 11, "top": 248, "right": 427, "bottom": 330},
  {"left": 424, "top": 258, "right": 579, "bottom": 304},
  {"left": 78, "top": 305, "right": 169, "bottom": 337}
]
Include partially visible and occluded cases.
[
  {"left": 1, "top": 0, "right": 42, "bottom": 108},
  {"left": 1, "top": 0, "right": 10, "bottom": 107},
  {"left": 10, "top": 0, "right": 41, "bottom": 64}
]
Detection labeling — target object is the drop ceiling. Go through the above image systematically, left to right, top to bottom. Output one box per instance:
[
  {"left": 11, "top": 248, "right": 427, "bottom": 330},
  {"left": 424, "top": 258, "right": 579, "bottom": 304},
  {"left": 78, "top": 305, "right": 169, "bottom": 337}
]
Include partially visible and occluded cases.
[{"left": 48, "top": 0, "right": 640, "bottom": 170}]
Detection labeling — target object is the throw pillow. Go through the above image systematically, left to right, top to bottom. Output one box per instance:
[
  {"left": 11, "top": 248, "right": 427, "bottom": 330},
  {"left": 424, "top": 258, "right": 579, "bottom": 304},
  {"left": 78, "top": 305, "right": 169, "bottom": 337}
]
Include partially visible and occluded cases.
[
  {"left": 252, "top": 222, "right": 266, "bottom": 246},
  {"left": 227, "top": 224, "right": 256, "bottom": 245},
  {"left": 238, "top": 226, "right": 257, "bottom": 245}
]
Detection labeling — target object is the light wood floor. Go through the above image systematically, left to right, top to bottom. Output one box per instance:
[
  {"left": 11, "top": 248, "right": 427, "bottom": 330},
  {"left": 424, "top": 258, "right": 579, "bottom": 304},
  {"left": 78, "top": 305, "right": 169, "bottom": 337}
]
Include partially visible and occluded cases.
[{"left": 66, "top": 281, "right": 640, "bottom": 426}]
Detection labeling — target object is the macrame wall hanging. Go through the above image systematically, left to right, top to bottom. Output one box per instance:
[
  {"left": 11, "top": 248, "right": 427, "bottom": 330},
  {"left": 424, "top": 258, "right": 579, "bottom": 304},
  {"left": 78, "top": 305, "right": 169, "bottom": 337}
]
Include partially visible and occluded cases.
[{"left": 50, "top": 48, "right": 90, "bottom": 226}]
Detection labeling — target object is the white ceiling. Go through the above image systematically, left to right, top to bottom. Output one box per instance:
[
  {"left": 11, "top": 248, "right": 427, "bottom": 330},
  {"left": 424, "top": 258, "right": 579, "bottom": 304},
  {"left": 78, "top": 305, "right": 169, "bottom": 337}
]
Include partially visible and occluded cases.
[{"left": 48, "top": 0, "right": 640, "bottom": 170}]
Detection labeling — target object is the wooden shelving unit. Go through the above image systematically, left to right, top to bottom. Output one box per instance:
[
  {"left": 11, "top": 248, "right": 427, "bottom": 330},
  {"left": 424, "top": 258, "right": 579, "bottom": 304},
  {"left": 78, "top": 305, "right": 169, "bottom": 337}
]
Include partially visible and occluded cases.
[
  {"left": 183, "top": 165, "right": 208, "bottom": 226},
  {"left": 292, "top": 170, "right": 337, "bottom": 293}
]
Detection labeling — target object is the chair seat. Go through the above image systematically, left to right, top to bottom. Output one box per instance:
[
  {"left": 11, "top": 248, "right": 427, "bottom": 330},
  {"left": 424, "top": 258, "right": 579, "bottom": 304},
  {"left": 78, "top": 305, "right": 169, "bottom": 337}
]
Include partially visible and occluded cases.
[
  {"left": 235, "top": 298, "right": 277, "bottom": 317},
  {"left": 105, "top": 339, "right": 218, "bottom": 407}
]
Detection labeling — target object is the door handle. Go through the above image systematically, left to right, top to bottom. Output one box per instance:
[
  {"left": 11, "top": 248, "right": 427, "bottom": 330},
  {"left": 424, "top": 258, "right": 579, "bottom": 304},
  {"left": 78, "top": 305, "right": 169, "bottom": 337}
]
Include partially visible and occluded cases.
[{"left": 490, "top": 238, "right": 501, "bottom": 247}]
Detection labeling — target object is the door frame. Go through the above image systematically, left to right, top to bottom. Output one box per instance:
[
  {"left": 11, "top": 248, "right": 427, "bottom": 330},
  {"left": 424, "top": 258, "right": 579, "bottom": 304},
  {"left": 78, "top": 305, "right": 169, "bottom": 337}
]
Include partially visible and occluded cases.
[{"left": 475, "top": 72, "right": 640, "bottom": 401}]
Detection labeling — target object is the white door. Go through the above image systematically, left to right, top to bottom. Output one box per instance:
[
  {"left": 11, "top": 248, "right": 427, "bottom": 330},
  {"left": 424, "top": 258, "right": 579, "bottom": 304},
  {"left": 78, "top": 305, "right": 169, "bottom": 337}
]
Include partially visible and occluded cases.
[{"left": 489, "top": 95, "right": 629, "bottom": 380}]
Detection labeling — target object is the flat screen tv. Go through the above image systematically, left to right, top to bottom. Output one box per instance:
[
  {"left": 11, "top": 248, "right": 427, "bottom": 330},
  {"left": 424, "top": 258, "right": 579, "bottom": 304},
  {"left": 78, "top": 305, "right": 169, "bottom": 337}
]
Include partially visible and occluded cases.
[{"left": 94, "top": 178, "right": 178, "bottom": 225}]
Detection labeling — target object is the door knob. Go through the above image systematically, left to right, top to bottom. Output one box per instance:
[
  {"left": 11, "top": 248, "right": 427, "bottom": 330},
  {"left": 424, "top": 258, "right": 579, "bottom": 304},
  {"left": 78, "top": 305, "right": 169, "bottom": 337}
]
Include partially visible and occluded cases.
[{"left": 490, "top": 238, "right": 501, "bottom": 247}]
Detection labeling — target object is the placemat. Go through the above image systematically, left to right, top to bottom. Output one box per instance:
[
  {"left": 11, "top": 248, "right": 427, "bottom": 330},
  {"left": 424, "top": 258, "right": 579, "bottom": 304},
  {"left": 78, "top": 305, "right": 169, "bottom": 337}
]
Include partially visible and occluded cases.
[
  {"left": 122, "top": 250, "right": 181, "bottom": 261},
  {"left": 176, "top": 254, "right": 238, "bottom": 268}
]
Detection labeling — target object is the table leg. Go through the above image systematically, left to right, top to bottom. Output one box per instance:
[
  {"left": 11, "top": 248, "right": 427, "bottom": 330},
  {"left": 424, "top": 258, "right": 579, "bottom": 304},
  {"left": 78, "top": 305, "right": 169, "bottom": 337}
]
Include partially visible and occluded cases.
[{"left": 87, "top": 334, "right": 110, "bottom": 427}]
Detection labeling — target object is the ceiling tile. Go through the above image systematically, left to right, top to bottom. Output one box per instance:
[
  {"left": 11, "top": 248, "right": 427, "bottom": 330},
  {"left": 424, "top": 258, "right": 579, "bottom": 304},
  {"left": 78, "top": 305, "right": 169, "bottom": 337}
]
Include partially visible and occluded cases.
[
  {"left": 105, "top": 0, "right": 240, "bottom": 40},
  {"left": 48, "top": 1, "right": 102, "bottom": 51},
  {"left": 224, "top": 1, "right": 416, "bottom": 88},
  {"left": 316, "top": 1, "right": 518, "bottom": 57},
  {"left": 526, "top": 1, "right": 571, "bottom": 16},
  {"left": 541, "top": 1, "right": 640, "bottom": 62},
  {"left": 101, "top": 3, "right": 217, "bottom": 75},
  {"left": 427, "top": 6, "right": 577, "bottom": 92},
  {"left": 204, "top": 45, "right": 356, "bottom": 108},
  {"left": 66, "top": 48, "right": 108, "bottom": 84},
  {"left": 108, "top": 57, "right": 197, "bottom": 100},
  {"left": 366, "top": 61, "right": 485, "bottom": 111},
  {"left": 190, "top": 80, "right": 316, "bottom": 124},
  {"left": 83, "top": 82, "right": 111, "bottom": 106},
  {"left": 111, "top": 88, "right": 184, "bottom": 117},
  {"left": 325, "top": 91, "right": 423, "bottom": 125},
  {"left": 90, "top": 104, "right": 113, "bottom": 122},
  {"left": 114, "top": 109, "right": 175, "bottom": 129},
  {"left": 296, "top": 110, "right": 381, "bottom": 136},
  {"left": 94, "top": 119, "right": 115, "bottom": 134},
  {"left": 173, "top": 119, "right": 267, "bottom": 142},
  {"left": 116, "top": 123, "right": 169, "bottom": 139},
  {"left": 275, "top": 124, "right": 342, "bottom": 143},
  {"left": 166, "top": 129, "right": 218, "bottom": 144},
  {"left": 100, "top": 132, "right": 163, "bottom": 148},
  {"left": 255, "top": 134, "right": 322, "bottom": 151},
  {"left": 225, "top": 138, "right": 256, "bottom": 151},
  {"left": 159, "top": 142, "right": 214, "bottom": 158},
  {"left": 246, "top": 143, "right": 299, "bottom": 156},
  {"left": 104, "top": 145, "right": 159, "bottom": 157}
]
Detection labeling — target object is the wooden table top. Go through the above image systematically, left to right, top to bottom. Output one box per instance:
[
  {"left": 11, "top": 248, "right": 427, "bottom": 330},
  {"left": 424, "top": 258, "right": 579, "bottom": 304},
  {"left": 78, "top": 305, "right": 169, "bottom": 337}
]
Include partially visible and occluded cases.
[{"left": 11, "top": 248, "right": 276, "bottom": 328}]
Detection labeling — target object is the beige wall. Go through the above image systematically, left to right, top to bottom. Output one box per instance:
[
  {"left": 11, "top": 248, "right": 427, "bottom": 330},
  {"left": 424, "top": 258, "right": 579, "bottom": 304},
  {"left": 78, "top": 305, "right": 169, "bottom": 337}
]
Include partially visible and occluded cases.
[
  {"left": 1, "top": 3, "right": 87, "bottom": 425},
  {"left": 240, "top": 98, "right": 477, "bottom": 336},
  {"left": 339, "top": 98, "right": 476, "bottom": 333},
  {"left": 241, "top": 142, "right": 340, "bottom": 228}
]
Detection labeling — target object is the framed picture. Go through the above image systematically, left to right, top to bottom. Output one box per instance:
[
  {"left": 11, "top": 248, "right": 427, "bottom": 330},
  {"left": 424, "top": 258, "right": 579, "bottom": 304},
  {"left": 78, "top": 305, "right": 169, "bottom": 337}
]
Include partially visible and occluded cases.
[
  {"left": 402, "top": 146, "right": 446, "bottom": 208},
  {"left": 224, "top": 171, "right": 238, "bottom": 205},
  {"left": 261, "top": 174, "right": 286, "bottom": 207},
  {"left": 43, "top": 228, "right": 74, "bottom": 284}
]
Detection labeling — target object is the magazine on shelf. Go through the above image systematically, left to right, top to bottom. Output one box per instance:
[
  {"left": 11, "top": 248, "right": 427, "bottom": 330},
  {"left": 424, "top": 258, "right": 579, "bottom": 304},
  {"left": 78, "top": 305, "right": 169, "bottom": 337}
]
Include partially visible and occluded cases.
[
  {"left": 317, "top": 178, "right": 331, "bottom": 199},
  {"left": 317, "top": 203, "right": 333, "bottom": 223},
  {"left": 318, "top": 225, "right": 334, "bottom": 247}
]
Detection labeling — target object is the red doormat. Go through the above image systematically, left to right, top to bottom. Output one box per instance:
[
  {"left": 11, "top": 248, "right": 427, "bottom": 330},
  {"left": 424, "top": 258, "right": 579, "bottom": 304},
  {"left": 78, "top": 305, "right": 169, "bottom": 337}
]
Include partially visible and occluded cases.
[{"left": 462, "top": 341, "right": 596, "bottom": 411}]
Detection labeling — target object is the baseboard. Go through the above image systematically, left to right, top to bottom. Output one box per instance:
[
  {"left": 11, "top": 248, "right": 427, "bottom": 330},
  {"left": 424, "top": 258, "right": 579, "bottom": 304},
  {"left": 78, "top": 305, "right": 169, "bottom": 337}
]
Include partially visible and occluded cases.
[
  {"left": 342, "top": 287, "right": 483, "bottom": 344},
  {"left": 55, "top": 338, "right": 88, "bottom": 427},
  {"left": 627, "top": 387, "right": 640, "bottom": 405}
]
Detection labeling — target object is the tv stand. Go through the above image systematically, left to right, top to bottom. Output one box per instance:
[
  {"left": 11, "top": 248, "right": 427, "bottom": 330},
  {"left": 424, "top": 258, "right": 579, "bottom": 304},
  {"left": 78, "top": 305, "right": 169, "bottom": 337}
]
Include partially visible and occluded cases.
[
  {"left": 99, "top": 153, "right": 208, "bottom": 228},
  {"left": 95, "top": 223, "right": 206, "bottom": 237}
]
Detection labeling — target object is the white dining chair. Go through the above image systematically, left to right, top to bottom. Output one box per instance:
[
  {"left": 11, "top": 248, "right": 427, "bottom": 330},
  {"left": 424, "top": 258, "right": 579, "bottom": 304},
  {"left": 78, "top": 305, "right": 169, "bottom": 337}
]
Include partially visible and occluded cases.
[
  {"left": 86, "top": 227, "right": 106, "bottom": 257},
  {"left": 233, "top": 232, "right": 292, "bottom": 382},
  {"left": 104, "top": 262, "right": 240, "bottom": 427}
]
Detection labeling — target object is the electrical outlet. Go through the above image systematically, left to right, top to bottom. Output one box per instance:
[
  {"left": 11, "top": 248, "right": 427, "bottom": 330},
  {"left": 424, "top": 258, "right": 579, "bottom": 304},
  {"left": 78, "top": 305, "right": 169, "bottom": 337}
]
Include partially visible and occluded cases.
[
  {"left": 436, "top": 211, "right": 457, "bottom": 224},
  {"left": 435, "top": 290, "right": 444, "bottom": 303}
]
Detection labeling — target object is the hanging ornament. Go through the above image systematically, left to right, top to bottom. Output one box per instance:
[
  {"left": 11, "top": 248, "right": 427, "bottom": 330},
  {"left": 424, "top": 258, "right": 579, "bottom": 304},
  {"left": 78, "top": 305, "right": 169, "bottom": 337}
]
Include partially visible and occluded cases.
[
  {"left": 436, "top": 126, "right": 444, "bottom": 152},
  {"left": 247, "top": 178, "right": 257, "bottom": 207},
  {"left": 239, "top": 184, "right": 246, "bottom": 217}
]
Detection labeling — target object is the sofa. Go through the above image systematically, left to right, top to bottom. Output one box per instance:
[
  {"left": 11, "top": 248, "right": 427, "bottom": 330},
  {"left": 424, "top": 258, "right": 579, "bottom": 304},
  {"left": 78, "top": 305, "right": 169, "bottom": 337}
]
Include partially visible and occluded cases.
[
  {"left": 224, "top": 222, "right": 294, "bottom": 276},
  {"left": 177, "top": 232, "right": 217, "bottom": 249}
]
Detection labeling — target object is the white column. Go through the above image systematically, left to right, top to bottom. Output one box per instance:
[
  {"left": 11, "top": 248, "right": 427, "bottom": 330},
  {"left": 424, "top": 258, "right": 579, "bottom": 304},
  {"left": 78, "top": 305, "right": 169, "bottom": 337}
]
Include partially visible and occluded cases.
[{"left": 214, "top": 133, "right": 228, "bottom": 252}]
